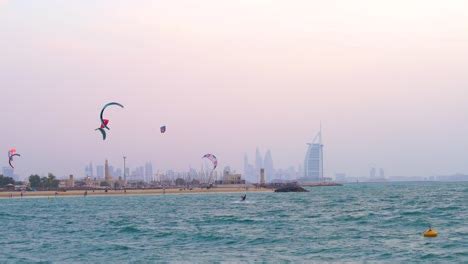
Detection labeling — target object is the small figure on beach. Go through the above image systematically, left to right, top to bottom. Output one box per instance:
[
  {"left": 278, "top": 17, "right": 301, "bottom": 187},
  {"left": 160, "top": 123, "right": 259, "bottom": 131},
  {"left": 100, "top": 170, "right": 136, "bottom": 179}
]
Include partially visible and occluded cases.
[
  {"left": 55, "top": 191, "right": 58, "bottom": 197},
  {"left": 84, "top": 191, "right": 88, "bottom": 197}
]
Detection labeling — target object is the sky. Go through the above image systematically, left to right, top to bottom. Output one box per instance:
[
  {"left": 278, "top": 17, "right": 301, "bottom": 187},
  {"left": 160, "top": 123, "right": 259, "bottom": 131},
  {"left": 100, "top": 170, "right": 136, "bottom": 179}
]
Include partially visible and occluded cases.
[{"left": 1, "top": 0, "right": 468, "bottom": 179}]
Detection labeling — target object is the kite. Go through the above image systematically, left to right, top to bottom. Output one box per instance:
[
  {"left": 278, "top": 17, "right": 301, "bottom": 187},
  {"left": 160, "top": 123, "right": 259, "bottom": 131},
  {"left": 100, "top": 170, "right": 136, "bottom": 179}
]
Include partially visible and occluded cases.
[
  {"left": 95, "top": 102, "right": 123, "bottom": 140},
  {"left": 100, "top": 102, "right": 124, "bottom": 130},
  {"left": 100, "top": 119, "right": 109, "bottom": 129},
  {"left": 160, "top": 126, "right": 166, "bottom": 134},
  {"left": 95, "top": 128, "right": 107, "bottom": 140},
  {"left": 8, "top": 148, "right": 16, "bottom": 156},
  {"left": 8, "top": 149, "right": 21, "bottom": 169},
  {"left": 202, "top": 154, "right": 218, "bottom": 171}
]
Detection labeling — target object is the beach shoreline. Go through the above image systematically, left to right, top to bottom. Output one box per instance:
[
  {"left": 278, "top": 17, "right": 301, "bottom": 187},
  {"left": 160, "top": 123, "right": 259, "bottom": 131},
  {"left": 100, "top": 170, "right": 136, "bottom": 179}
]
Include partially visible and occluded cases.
[{"left": 0, "top": 187, "right": 273, "bottom": 199}]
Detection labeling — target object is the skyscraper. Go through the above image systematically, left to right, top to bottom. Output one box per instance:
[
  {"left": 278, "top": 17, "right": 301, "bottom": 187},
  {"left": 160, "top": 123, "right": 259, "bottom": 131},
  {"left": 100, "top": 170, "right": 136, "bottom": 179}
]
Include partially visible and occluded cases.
[
  {"left": 303, "top": 127, "right": 324, "bottom": 182},
  {"left": 255, "top": 148, "right": 263, "bottom": 173},
  {"left": 264, "top": 150, "right": 274, "bottom": 180},
  {"left": 243, "top": 154, "right": 249, "bottom": 179},
  {"left": 243, "top": 154, "right": 256, "bottom": 182},
  {"left": 85, "top": 162, "right": 94, "bottom": 177},
  {"left": 145, "top": 162, "right": 153, "bottom": 182},
  {"left": 96, "top": 165, "right": 104, "bottom": 179},
  {"left": 109, "top": 165, "right": 115, "bottom": 179},
  {"left": 131, "top": 166, "right": 145, "bottom": 181},
  {"left": 2, "top": 167, "right": 14, "bottom": 179},
  {"left": 370, "top": 167, "right": 376, "bottom": 178},
  {"left": 115, "top": 168, "right": 122, "bottom": 178},
  {"left": 124, "top": 168, "right": 130, "bottom": 180},
  {"left": 260, "top": 168, "right": 265, "bottom": 185},
  {"left": 379, "top": 168, "right": 385, "bottom": 179}
]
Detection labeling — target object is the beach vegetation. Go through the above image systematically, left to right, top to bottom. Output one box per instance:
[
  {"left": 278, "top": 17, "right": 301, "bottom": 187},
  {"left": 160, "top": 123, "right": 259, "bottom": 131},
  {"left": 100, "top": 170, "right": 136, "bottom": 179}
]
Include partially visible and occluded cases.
[
  {"left": 28, "top": 173, "right": 59, "bottom": 190},
  {"left": 0, "top": 175, "right": 15, "bottom": 187},
  {"left": 28, "top": 175, "right": 41, "bottom": 188},
  {"left": 175, "top": 178, "right": 186, "bottom": 186}
]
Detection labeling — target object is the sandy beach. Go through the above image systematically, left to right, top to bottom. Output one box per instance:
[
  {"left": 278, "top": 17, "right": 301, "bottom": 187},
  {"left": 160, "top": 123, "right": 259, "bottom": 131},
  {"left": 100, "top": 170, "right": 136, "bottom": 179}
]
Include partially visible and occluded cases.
[{"left": 0, "top": 187, "right": 273, "bottom": 198}]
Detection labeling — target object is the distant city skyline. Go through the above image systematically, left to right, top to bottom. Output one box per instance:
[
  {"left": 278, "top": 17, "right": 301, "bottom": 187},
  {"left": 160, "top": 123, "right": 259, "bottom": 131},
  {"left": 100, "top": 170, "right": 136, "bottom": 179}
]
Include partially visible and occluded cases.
[{"left": 84, "top": 160, "right": 154, "bottom": 182}]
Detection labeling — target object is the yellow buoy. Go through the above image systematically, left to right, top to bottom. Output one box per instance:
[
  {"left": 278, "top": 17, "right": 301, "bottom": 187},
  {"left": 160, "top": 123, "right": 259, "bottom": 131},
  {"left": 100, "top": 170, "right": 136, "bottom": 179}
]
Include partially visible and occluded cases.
[{"left": 423, "top": 228, "right": 438, "bottom": 237}]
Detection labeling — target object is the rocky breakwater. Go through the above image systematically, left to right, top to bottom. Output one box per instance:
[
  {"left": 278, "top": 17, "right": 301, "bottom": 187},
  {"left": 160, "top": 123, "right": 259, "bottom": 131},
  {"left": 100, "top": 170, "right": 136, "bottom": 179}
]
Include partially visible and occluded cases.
[{"left": 274, "top": 184, "right": 309, "bottom": 192}]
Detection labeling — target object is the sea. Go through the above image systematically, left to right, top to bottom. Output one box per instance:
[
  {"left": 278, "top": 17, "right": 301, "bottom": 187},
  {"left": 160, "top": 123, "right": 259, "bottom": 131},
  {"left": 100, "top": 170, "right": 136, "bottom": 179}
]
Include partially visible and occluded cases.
[{"left": 0, "top": 182, "right": 467, "bottom": 263}]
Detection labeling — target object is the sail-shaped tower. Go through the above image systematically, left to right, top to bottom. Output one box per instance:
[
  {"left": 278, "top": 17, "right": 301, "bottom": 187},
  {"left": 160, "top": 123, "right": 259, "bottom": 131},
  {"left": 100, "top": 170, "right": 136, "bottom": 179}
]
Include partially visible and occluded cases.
[{"left": 303, "top": 127, "right": 324, "bottom": 182}]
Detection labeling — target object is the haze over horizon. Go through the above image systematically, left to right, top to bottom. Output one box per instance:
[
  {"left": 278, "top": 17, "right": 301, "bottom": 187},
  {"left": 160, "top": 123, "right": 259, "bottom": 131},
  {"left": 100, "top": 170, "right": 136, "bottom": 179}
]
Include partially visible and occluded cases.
[{"left": 1, "top": 1, "right": 468, "bottom": 179}]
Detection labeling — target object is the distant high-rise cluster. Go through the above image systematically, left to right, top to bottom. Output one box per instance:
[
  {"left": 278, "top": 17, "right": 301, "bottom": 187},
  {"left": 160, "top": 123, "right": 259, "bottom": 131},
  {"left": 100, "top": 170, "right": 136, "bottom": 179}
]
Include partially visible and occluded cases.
[
  {"left": 243, "top": 148, "right": 275, "bottom": 183},
  {"left": 255, "top": 148, "right": 263, "bottom": 173},
  {"left": 264, "top": 150, "right": 274, "bottom": 181},
  {"left": 79, "top": 158, "right": 265, "bottom": 188},
  {"left": 85, "top": 160, "right": 155, "bottom": 182},
  {"left": 84, "top": 162, "right": 94, "bottom": 177},
  {"left": 145, "top": 162, "right": 153, "bottom": 182},
  {"left": 96, "top": 165, "right": 104, "bottom": 179},
  {"left": 2, "top": 166, "right": 17, "bottom": 181},
  {"left": 131, "top": 166, "right": 145, "bottom": 181},
  {"left": 369, "top": 167, "right": 385, "bottom": 179},
  {"left": 114, "top": 168, "right": 122, "bottom": 178},
  {"left": 335, "top": 173, "right": 347, "bottom": 182}
]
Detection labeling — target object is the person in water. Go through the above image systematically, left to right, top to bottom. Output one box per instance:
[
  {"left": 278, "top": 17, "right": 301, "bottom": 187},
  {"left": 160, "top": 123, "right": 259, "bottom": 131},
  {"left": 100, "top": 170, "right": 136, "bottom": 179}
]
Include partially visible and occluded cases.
[{"left": 241, "top": 194, "right": 247, "bottom": 201}]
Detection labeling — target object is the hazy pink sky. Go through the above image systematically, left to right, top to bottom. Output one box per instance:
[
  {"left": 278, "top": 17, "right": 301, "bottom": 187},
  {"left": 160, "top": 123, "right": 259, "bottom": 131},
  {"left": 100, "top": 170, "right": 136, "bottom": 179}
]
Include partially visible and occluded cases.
[{"left": 1, "top": 1, "right": 468, "bottom": 179}]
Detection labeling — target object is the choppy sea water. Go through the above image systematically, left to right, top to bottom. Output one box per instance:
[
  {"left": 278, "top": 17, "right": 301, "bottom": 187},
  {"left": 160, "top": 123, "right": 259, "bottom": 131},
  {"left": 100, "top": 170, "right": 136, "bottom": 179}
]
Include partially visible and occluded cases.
[{"left": 0, "top": 182, "right": 467, "bottom": 263}]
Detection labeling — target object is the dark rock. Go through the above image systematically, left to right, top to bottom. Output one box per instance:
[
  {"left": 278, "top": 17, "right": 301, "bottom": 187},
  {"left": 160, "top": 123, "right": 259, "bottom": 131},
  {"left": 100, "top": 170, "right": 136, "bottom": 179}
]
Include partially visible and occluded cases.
[{"left": 274, "top": 185, "right": 309, "bottom": 192}]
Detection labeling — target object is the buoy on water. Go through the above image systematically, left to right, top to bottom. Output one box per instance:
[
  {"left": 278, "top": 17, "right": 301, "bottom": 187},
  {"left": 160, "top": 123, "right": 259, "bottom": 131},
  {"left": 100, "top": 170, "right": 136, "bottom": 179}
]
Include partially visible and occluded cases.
[{"left": 423, "top": 228, "right": 438, "bottom": 237}]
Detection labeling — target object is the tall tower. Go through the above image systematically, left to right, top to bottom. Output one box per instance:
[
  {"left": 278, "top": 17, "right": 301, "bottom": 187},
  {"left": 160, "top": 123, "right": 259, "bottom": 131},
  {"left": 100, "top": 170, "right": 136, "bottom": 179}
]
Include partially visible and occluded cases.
[
  {"left": 304, "top": 126, "right": 324, "bottom": 182},
  {"left": 255, "top": 148, "right": 263, "bottom": 173},
  {"left": 264, "top": 150, "right": 274, "bottom": 180},
  {"left": 243, "top": 154, "right": 252, "bottom": 182},
  {"left": 243, "top": 154, "right": 249, "bottom": 177},
  {"left": 105, "top": 159, "right": 112, "bottom": 182},
  {"left": 89, "top": 162, "right": 93, "bottom": 177},
  {"left": 145, "top": 162, "right": 153, "bottom": 182},
  {"left": 260, "top": 168, "right": 266, "bottom": 185}
]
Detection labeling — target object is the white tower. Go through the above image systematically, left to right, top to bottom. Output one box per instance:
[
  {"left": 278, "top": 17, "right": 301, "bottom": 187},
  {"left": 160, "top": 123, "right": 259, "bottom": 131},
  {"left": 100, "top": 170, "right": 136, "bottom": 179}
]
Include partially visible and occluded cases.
[{"left": 304, "top": 125, "right": 324, "bottom": 181}]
